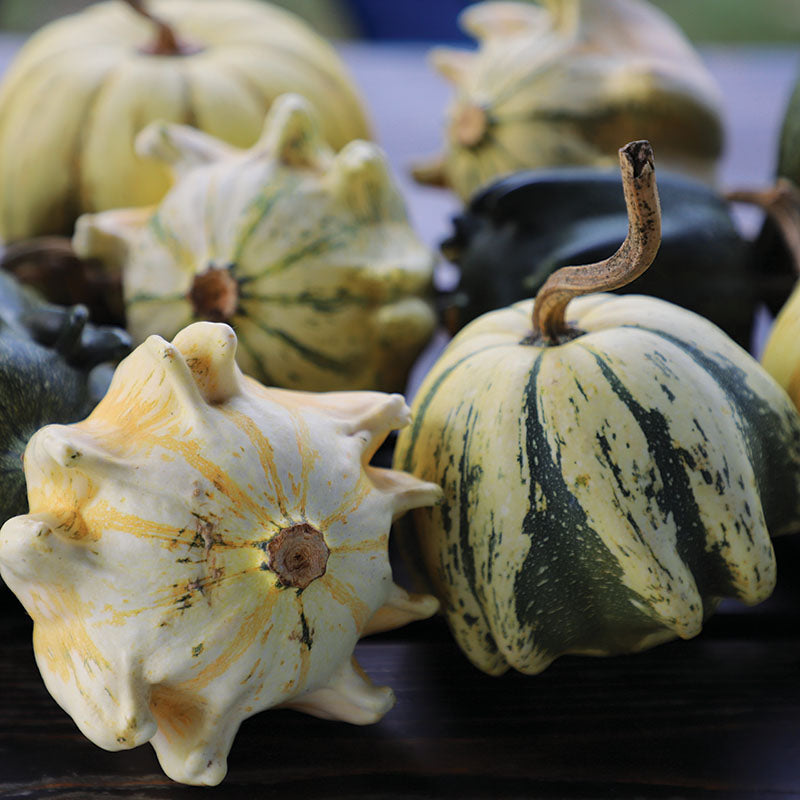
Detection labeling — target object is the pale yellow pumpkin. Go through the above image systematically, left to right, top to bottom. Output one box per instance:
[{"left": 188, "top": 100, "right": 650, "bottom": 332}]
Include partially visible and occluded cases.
[
  {"left": 0, "top": 0, "right": 371, "bottom": 241},
  {"left": 413, "top": 0, "right": 724, "bottom": 200},
  {"left": 73, "top": 94, "right": 437, "bottom": 393},
  {"left": 0, "top": 320, "right": 441, "bottom": 786}
]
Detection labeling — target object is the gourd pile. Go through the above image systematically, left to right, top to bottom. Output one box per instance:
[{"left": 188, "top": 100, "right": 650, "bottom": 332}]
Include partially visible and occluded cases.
[{"left": 0, "top": 0, "right": 798, "bottom": 787}]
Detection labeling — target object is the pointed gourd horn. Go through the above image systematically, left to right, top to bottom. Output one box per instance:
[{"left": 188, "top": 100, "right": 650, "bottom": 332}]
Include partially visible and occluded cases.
[
  {"left": 459, "top": 1, "right": 552, "bottom": 40},
  {"left": 428, "top": 47, "right": 475, "bottom": 84},
  {"left": 257, "top": 93, "right": 329, "bottom": 168},
  {"left": 135, "top": 120, "right": 237, "bottom": 174},
  {"left": 328, "top": 141, "right": 401, "bottom": 221},
  {"left": 72, "top": 207, "right": 153, "bottom": 272},
  {"left": 171, "top": 322, "right": 242, "bottom": 405},
  {"left": 142, "top": 335, "right": 206, "bottom": 411},
  {"left": 344, "top": 393, "right": 410, "bottom": 460},
  {"left": 34, "top": 425, "right": 94, "bottom": 469},
  {"left": 366, "top": 465, "right": 442, "bottom": 519},
  {"left": 0, "top": 513, "right": 60, "bottom": 581},
  {"left": 361, "top": 582, "right": 439, "bottom": 636}
]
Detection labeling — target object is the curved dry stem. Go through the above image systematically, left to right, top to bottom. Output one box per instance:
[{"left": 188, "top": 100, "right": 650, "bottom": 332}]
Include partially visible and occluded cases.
[
  {"left": 124, "top": 0, "right": 202, "bottom": 56},
  {"left": 532, "top": 140, "right": 662, "bottom": 344},
  {"left": 726, "top": 178, "right": 800, "bottom": 276},
  {"left": 0, "top": 236, "right": 75, "bottom": 269}
]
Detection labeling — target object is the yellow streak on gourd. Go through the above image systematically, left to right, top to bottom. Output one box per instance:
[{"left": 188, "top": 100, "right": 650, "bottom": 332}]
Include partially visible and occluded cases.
[
  {"left": 89, "top": 375, "right": 181, "bottom": 453},
  {"left": 284, "top": 406, "right": 319, "bottom": 513},
  {"left": 221, "top": 407, "right": 289, "bottom": 516},
  {"left": 148, "top": 435, "right": 260, "bottom": 522},
  {"left": 319, "top": 473, "right": 372, "bottom": 530},
  {"left": 29, "top": 476, "right": 99, "bottom": 542},
  {"left": 81, "top": 499, "right": 184, "bottom": 548},
  {"left": 335, "top": 535, "right": 387, "bottom": 555},
  {"left": 320, "top": 573, "right": 372, "bottom": 631},
  {"left": 29, "top": 586, "right": 110, "bottom": 686},
  {"left": 180, "top": 593, "right": 281, "bottom": 694},
  {"left": 149, "top": 684, "right": 207, "bottom": 748}
]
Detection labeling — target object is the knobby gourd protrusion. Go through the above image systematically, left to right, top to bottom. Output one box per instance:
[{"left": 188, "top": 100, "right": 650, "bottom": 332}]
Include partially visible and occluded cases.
[
  {"left": 124, "top": 0, "right": 203, "bottom": 56},
  {"left": 531, "top": 140, "right": 662, "bottom": 344}
]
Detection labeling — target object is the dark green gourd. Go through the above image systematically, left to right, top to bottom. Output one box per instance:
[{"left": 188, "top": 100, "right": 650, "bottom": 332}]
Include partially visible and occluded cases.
[
  {"left": 441, "top": 168, "right": 791, "bottom": 348},
  {"left": 0, "top": 271, "right": 130, "bottom": 524}
]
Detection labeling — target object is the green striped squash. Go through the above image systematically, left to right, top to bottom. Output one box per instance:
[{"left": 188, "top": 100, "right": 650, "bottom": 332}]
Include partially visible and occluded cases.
[
  {"left": 73, "top": 94, "right": 436, "bottom": 393},
  {"left": 394, "top": 293, "right": 800, "bottom": 675}
]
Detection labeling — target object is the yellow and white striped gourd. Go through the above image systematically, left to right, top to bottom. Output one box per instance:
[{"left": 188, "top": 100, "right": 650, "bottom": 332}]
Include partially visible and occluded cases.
[
  {"left": 0, "top": 0, "right": 371, "bottom": 240},
  {"left": 413, "top": 0, "right": 724, "bottom": 200},
  {"left": 73, "top": 94, "right": 437, "bottom": 394},
  {"left": 395, "top": 142, "right": 800, "bottom": 675},
  {"left": 0, "top": 321, "right": 441, "bottom": 786}
]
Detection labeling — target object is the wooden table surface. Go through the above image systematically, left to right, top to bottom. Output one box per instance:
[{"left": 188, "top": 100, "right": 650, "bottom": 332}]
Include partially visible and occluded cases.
[{"left": 1, "top": 36, "right": 800, "bottom": 800}]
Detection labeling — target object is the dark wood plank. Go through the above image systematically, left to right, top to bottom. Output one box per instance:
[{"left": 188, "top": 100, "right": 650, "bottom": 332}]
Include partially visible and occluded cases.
[{"left": 2, "top": 601, "right": 800, "bottom": 799}]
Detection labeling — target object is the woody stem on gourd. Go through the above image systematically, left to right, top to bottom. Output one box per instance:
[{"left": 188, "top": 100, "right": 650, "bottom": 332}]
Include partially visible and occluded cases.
[
  {"left": 123, "top": 0, "right": 201, "bottom": 56},
  {"left": 531, "top": 140, "right": 662, "bottom": 344},
  {"left": 726, "top": 178, "right": 800, "bottom": 274}
]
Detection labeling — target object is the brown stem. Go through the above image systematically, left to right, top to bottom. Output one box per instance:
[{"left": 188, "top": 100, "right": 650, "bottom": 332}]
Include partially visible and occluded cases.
[
  {"left": 123, "top": 0, "right": 202, "bottom": 56},
  {"left": 532, "top": 140, "right": 662, "bottom": 344},
  {"left": 726, "top": 178, "right": 800, "bottom": 276},
  {"left": 0, "top": 235, "right": 75, "bottom": 269},
  {"left": 188, "top": 266, "right": 239, "bottom": 323},
  {"left": 267, "top": 523, "right": 329, "bottom": 589}
]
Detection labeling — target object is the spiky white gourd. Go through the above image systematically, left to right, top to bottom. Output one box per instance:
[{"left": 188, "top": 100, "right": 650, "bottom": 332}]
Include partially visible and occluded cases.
[
  {"left": 74, "top": 94, "right": 436, "bottom": 393},
  {"left": 0, "top": 321, "right": 441, "bottom": 786}
]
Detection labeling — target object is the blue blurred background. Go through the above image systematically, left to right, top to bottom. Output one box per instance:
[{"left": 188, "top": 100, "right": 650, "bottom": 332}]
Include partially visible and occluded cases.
[{"left": 1, "top": 0, "right": 799, "bottom": 43}]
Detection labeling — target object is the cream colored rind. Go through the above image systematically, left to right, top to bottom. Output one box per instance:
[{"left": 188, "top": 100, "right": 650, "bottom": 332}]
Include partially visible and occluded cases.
[{"left": 0, "top": 321, "right": 441, "bottom": 786}]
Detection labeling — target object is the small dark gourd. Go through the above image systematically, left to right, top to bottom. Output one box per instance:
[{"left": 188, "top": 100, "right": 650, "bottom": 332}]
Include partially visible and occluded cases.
[
  {"left": 395, "top": 142, "right": 800, "bottom": 676},
  {"left": 440, "top": 168, "right": 789, "bottom": 348},
  {"left": 0, "top": 270, "right": 130, "bottom": 524}
]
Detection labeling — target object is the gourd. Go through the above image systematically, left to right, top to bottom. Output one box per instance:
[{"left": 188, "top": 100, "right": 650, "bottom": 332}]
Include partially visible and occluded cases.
[
  {"left": 0, "top": 0, "right": 371, "bottom": 241},
  {"left": 413, "top": 0, "right": 724, "bottom": 201},
  {"left": 73, "top": 94, "right": 437, "bottom": 394},
  {"left": 394, "top": 141, "right": 800, "bottom": 676},
  {"left": 440, "top": 167, "right": 764, "bottom": 348},
  {"left": 750, "top": 180, "right": 800, "bottom": 408},
  {"left": 0, "top": 270, "right": 130, "bottom": 525},
  {"left": 0, "top": 320, "right": 442, "bottom": 785}
]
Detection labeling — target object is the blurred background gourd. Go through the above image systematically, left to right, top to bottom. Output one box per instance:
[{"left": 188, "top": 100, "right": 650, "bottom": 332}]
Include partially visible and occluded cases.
[
  {"left": 0, "top": 0, "right": 371, "bottom": 241},
  {"left": 412, "top": 0, "right": 725, "bottom": 201},
  {"left": 73, "top": 95, "right": 437, "bottom": 393}
]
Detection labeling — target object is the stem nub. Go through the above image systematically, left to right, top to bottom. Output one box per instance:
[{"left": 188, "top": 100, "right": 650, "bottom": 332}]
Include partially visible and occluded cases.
[
  {"left": 124, "top": 0, "right": 202, "bottom": 56},
  {"left": 452, "top": 103, "right": 489, "bottom": 148},
  {"left": 531, "top": 140, "right": 662, "bottom": 344},
  {"left": 188, "top": 266, "right": 239, "bottom": 323},
  {"left": 267, "top": 523, "right": 329, "bottom": 589}
]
